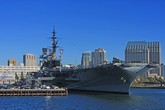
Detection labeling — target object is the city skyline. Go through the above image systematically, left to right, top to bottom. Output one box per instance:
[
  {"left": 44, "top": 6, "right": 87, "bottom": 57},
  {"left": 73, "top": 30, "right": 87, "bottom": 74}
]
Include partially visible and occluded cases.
[
  {"left": 0, "top": 0, "right": 165, "bottom": 65},
  {"left": 81, "top": 48, "right": 107, "bottom": 69}
]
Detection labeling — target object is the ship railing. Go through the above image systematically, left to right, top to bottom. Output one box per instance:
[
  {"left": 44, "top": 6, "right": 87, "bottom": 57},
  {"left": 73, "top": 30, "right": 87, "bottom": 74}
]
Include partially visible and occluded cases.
[{"left": 37, "top": 77, "right": 55, "bottom": 81}]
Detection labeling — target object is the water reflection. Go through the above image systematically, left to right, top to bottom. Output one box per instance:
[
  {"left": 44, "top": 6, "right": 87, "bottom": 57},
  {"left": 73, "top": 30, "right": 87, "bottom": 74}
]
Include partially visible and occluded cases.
[
  {"left": 0, "top": 88, "right": 165, "bottom": 110},
  {"left": 69, "top": 89, "right": 165, "bottom": 110},
  {"left": 45, "top": 96, "right": 52, "bottom": 102}
]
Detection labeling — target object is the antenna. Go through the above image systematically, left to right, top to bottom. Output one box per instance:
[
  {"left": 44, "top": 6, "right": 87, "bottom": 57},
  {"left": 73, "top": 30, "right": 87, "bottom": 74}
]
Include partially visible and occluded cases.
[
  {"left": 52, "top": 25, "right": 56, "bottom": 36},
  {"left": 51, "top": 26, "right": 58, "bottom": 60},
  {"left": 59, "top": 48, "right": 63, "bottom": 72}
]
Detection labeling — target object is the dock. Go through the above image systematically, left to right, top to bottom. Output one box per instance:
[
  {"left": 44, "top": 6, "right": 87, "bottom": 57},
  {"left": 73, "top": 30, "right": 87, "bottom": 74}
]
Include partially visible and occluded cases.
[{"left": 0, "top": 89, "right": 68, "bottom": 96}]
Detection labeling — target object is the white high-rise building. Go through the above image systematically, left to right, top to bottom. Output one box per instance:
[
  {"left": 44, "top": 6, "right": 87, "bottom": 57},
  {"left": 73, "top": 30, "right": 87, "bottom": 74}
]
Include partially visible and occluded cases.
[
  {"left": 125, "top": 41, "right": 162, "bottom": 77},
  {"left": 125, "top": 41, "right": 161, "bottom": 64},
  {"left": 125, "top": 41, "right": 149, "bottom": 63},
  {"left": 81, "top": 48, "right": 107, "bottom": 68},
  {"left": 92, "top": 48, "right": 107, "bottom": 67},
  {"left": 81, "top": 52, "right": 91, "bottom": 69},
  {"left": 23, "top": 54, "right": 37, "bottom": 66}
]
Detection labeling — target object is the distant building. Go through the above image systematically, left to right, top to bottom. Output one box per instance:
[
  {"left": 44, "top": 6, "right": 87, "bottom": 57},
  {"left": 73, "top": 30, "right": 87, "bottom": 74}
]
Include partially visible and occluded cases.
[
  {"left": 125, "top": 41, "right": 162, "bottom": 77},
  {"left": 125, "top": 41, "right": 161, "bottom": 64},
  {"left": 125, "top": 41, "right": 148, "bottom": 63},
  {"left": 147, "top": 42, "right": 161, "bottom": 64},
  {"left": 81, "top": 48, "right": 107, "bottom": 68},
  {"left": 92, "top": 48, "right": 107, "bottom": 67},
  {"left": 81, "top": 51, "right": 91, "bottom": 69},
  {"left": 23, "top": 54, "right": 37, "bottom": 66},
  {"left": 112, "top": 57, "right": 122, "bottom": 63},
  {"left": 8, "top": 59, "right": 17, "bottom": 66},
  {"left": 162, "top": 64, "right": 165, "bottom": 79},
  {"left": 0, "top": 65, "right": 40, "bottom": 84}
]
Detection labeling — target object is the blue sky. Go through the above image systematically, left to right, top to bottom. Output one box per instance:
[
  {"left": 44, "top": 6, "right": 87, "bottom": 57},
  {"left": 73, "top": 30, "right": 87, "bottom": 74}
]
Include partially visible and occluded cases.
[{"left": 0, "top": 0, "right": 165, "bottom": 65}]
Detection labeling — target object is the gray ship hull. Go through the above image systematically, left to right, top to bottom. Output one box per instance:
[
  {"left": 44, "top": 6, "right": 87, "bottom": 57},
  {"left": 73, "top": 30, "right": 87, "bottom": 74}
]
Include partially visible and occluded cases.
[{"left": 66, "top": 63, "right": 156, "bottom": 94}]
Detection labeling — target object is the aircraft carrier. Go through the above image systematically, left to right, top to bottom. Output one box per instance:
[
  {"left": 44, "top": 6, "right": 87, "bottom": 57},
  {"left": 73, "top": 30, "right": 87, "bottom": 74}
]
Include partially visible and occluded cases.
[{"left": 29, "top": 29, "right": 157, "bottom": 94}]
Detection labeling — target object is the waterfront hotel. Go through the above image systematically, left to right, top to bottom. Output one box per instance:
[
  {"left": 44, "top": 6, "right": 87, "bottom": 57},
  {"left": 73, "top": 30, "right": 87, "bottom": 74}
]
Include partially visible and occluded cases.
[{"left": 125, "top": 41, "right": 162, "bottom": 78}]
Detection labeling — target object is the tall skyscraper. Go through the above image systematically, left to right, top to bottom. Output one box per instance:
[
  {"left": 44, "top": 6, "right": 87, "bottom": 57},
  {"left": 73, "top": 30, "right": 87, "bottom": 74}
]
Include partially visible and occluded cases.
[
  {"left": 125, "top": 41, "right": 161, "bottom": 77},
  {"left": 125, "top": 41, "right": 161, "bottom": 64},
  {"left": 125, "top": 41, "right": 148, "bottom": 63},
  {"left": 147, "top": 42, "right": 161, "bottom": 64},
  {"left": 81, "top": 48, "right": 107, "bottom": 68},
  {"left": 92, "top": 48, "right": 107, "bottom": 67},
  {"left": 81, "top": 52, "right": 91, "bottom": 69},
  {"left": 23, "top": 54, "right": 37, "bottom": 66},
  {"left": 8, "top": 59, "right": 17, "bottom": 66},
  {"left": 162, "top": 64, "right": 165, "bottom": 79},
  {"left": 163, "top": 65, "right": 165, "bottom": 78}
]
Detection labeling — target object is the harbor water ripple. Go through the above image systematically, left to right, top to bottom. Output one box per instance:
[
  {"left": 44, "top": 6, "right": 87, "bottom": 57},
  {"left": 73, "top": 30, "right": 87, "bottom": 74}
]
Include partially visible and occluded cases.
[{"left": 0, "top": 88, "right": 165, "bottom": 110}]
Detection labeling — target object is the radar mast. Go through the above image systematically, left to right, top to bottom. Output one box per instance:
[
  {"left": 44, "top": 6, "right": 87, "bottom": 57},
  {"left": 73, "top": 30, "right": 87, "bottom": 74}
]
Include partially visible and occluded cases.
[{"left": 51, "top": 26, "right": 58, "bottom": 60}]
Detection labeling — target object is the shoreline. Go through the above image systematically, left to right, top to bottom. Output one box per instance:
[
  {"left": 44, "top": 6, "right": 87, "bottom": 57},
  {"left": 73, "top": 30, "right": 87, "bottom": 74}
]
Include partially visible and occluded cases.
[{"left": 131, "top": 86, "right": 165, "bottom": 89}]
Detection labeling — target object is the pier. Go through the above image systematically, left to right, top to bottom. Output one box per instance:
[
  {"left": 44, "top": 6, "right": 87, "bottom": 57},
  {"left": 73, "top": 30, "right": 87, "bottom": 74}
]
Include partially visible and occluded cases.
[{"left": 0, "top": 89, "right": 68, "bottom": 96}]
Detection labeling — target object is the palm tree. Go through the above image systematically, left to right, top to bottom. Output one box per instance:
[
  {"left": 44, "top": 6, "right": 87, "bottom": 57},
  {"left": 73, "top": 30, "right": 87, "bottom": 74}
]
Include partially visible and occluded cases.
[
  {"left": 15, "top": 72, "right": 19, "bottom": 82},
  {"left": 20, "top": 72, "right": 25, "bottom": 81}
]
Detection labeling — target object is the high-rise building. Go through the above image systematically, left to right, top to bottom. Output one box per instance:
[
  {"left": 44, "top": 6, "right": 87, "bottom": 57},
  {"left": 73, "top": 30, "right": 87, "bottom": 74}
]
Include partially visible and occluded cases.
[
  {"left": 125, "top": 41, "right": 161, "bottom": 77},
  {"left": 125, "top": 41, "right": 161, "bottom": 64},
  {"left": 125, "top": 41, "right": 148, "bottom": 63},
  {"left": 147, "top": 42, "right": 161, "bottom": 64},
  {"left": 81, "top": 48, "right": 107, "bottom": 68},
  {"left": 92, "top": 48, "right": 107, "bottom": 67},
  {"left": 81, "top": 52, "right": 91, "bottom": 69},
  {"left": 23, "top": 54, "right": 37, "bottom": 66},
  {"left": 8, "top": 59, "right": 17, "bottom": 66},
  {"left": 161, "top": 64, "right": 165, "bottom": 79}
]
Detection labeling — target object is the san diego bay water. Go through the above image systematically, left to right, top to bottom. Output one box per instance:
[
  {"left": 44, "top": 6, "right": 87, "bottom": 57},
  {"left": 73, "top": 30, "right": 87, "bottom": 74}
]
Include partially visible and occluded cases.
[{"left": 0, "top": 88, "right": 165, "bottom": 110}]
